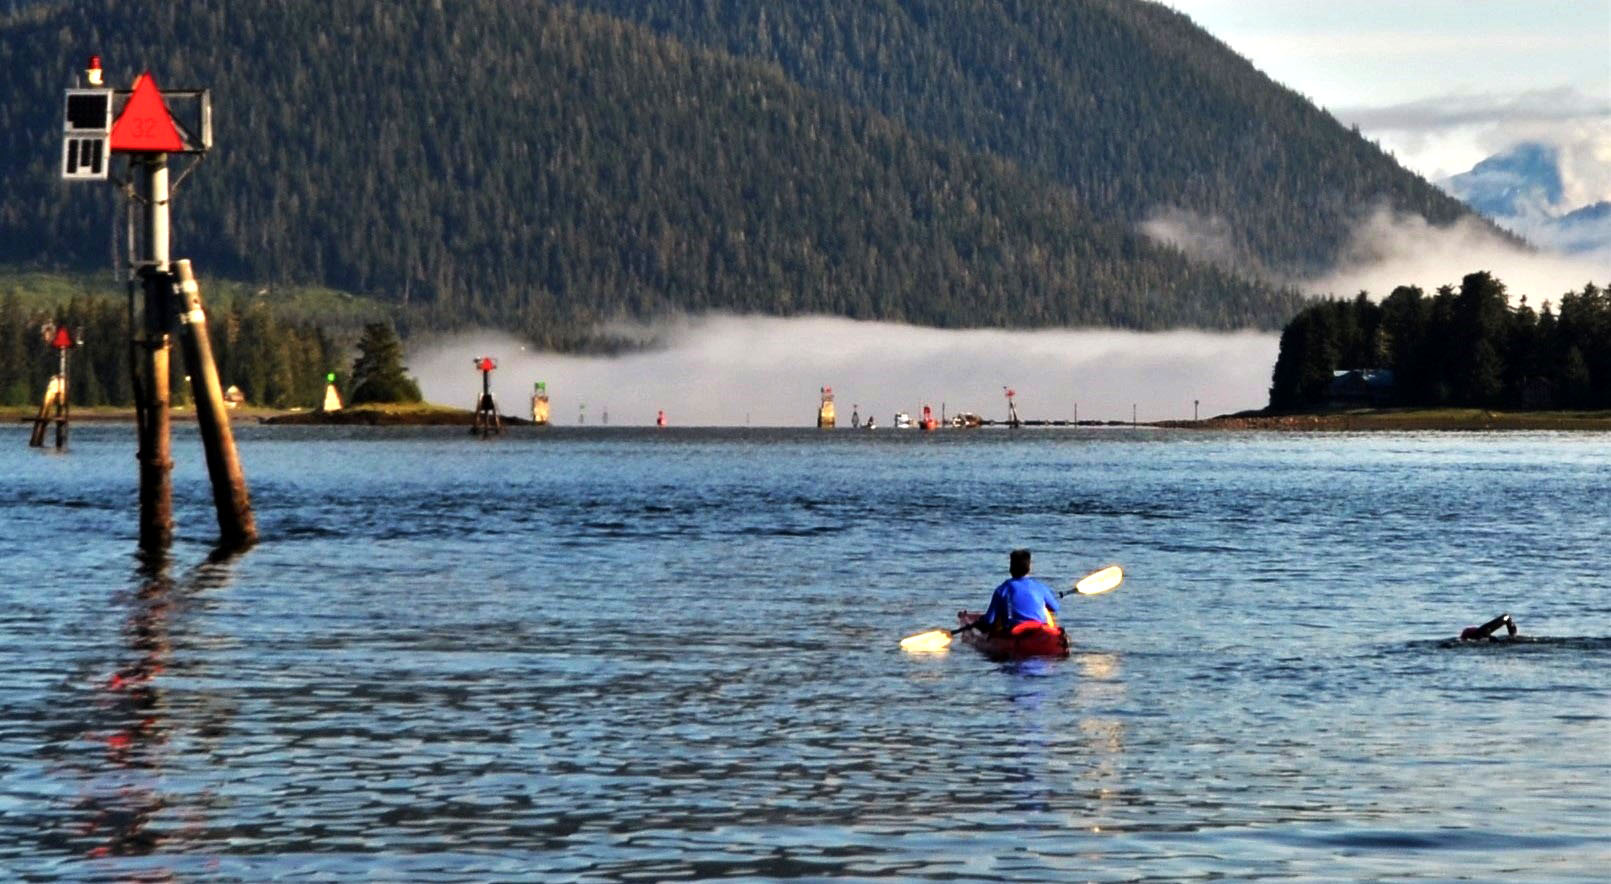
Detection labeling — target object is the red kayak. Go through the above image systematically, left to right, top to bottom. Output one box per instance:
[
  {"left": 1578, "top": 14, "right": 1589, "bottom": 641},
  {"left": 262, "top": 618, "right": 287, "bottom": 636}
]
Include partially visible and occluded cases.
[{"left": 955, "top": 611, "right": 1069, "bottom": 659}]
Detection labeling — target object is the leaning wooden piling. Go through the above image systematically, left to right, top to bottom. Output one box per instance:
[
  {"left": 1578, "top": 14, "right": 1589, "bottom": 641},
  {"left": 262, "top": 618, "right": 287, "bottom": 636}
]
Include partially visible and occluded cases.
[{"left": 175, "top": 259, "right": 256, "bottom": 549}]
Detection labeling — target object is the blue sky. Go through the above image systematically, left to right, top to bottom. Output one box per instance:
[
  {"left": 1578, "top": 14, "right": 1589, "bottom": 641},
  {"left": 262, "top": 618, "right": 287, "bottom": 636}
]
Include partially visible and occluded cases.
[{"left": 1161, "top": 0, "right": 1610, "bottom": 194}]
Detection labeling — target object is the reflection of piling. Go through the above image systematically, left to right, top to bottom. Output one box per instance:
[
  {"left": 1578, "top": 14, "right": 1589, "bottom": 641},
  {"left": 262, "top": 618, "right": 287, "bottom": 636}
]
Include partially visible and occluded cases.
[{"left": 175, "top": 260, "right": 257, "bottom": 549}]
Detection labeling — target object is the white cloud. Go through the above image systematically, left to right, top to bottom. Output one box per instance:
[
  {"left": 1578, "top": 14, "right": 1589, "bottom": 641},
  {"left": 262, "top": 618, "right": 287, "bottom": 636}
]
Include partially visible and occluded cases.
[
  {"left": 1232, "top": 29, "right": 1593, "bottom": 65},
  {"left": 1337, "top": 87, "right": 1610, "bottom": 132},
  {"left": 1339, "top": 88, "right": 1611, "bottom": 189},
  {"left": 1551, "top": 123, "right": 1611, "bottom": 209},
  {"left": 1304, "top": 205, "right": 1607, "bottom": 307},
  {"left": 1138, "top": 207, "right": 1247, "bottom": 270},
  {"left": 409, "top": 318, "right": 1280, "bottom": 426}
]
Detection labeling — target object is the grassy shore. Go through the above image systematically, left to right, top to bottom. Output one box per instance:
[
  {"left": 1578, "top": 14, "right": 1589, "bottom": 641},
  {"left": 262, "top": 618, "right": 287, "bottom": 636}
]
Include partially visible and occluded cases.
[
  {"left": 1, "top": 402, "right": 522, "bottom": 426},
  {"left": 263, "top": 403, "right": 531, "bottom": 425},
  {"left": 2, "top": 404, "right": 290, "bottom": 423},
  {"left": 11, "top": 404, "right": 1611, "bottom": 431},
  {"left": 1161, "top": 408, "right": 1611, "bottom": 431}
]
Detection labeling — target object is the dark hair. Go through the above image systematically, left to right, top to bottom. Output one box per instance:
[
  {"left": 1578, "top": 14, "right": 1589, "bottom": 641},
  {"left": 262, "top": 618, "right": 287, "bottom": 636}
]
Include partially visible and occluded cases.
[{"left": 1009, "top": 548, "right": 1032, "bottom": 578}]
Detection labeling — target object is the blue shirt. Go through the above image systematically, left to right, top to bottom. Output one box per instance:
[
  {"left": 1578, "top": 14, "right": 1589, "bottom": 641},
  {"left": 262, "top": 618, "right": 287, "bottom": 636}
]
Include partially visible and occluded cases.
[{"left": 977, "top": 576, "right": 1061, "bottom": 630}]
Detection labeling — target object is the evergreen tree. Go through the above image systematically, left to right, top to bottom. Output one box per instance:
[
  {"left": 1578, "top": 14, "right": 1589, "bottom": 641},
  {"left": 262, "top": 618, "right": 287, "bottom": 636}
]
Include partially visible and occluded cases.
[
  {"left": 1270, "top": 275, "right": 1610, "bottom": 412},
  {"left": 0, "top": 290, "right": 28, "bottom": 405},
  {"left": 348, "top": 322, "right": 422, "bottom": 405}
]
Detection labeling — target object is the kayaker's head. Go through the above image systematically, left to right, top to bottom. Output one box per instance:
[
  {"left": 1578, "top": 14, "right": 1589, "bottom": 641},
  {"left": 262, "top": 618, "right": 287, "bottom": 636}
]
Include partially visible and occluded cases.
[{"left": 1010, "top": 548, "right": 1032, "bottom": 578}]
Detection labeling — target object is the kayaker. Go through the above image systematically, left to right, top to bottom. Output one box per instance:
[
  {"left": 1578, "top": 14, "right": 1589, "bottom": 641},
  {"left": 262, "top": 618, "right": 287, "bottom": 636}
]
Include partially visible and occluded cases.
[
  {"left": 969, "top": 549, "right": 1061, "bottom": 635},
  {"left": 1459, "top": 612, "right": 1517, "bottom": 641}
]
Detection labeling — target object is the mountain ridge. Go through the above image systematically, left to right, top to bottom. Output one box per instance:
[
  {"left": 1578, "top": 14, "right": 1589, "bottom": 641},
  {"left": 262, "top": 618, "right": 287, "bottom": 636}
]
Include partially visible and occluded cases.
[
  {"left": 1, "top": 0, "right": 1503, "bottom": 344},
  {"left": 1441, "top": 141, "right": 1611, "bottom": 260}
]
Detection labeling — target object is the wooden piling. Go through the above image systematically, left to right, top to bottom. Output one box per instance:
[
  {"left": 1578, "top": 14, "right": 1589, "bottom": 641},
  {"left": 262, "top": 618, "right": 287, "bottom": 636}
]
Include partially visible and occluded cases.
[
  {"left": 136, "top": 154, "right": 173, "bottom": 553},
  {"left": 175, "top": 259, "right": 256, "bottom": 549},
  {"left": 137, "top": 268, "right": 174, "bottom": 551},
  {"left": 28, "top": 376, "right": 61, "bottom": 447}
]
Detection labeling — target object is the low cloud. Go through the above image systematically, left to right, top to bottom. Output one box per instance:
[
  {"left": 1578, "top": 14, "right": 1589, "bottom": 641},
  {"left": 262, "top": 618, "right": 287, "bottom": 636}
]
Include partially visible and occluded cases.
[
  {"left": 1338, "top": 87, "right": 1609, "bottom": 133},
  {"left": 1547, "top": 123, "right": 1611, "bottom": 210},
  {"left": 1303, "top": 205, "right": 1606, "bottom": 306},
  {"left": 1138, "top": 207, "right": 1251, "bottom": 270},
  {"left": 409, "top": 318, "right": 1279, "bottom": 426}
]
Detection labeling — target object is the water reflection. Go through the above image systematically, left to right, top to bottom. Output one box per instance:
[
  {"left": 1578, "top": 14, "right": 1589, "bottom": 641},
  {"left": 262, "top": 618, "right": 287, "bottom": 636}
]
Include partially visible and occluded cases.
[
  {"left": 5, "top": 427, "right": 1609, "bottom": 878},
  {"left": 79, "top": 550, "right": 240, "bottom": 863},
  {"left": 1069, "top": 652, "right": 1127, "bottom": 837}
]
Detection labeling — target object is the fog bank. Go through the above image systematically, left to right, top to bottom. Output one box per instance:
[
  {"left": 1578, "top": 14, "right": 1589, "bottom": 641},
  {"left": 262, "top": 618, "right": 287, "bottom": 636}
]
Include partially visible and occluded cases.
[
  {"left": 1303, "top": 206, "right": 1608, "bottom": 304},
  {"left": 411, "top": 318, "right": 1279, "bottom": 427}
]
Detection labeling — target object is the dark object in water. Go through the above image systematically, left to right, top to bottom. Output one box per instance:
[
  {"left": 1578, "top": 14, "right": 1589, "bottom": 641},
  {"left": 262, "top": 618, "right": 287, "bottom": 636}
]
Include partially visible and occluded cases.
[{"left": 1460, "top": 612, "right": 1517, "bottom": 641}]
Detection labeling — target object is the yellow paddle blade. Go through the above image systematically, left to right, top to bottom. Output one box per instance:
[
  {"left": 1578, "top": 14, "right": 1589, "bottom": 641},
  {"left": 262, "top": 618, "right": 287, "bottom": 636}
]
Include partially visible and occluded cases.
[
  {"left": 1074, "top": 564, "right": 1124, "bottom": 596},
  {"left": 900, "top": 629, "right": 954, "bottom": 653}
]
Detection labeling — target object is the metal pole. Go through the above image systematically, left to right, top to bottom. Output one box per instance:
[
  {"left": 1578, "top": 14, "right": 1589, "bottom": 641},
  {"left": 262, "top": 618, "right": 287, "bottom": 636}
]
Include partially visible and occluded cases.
[
  {"left": 137, "top": 153, "right": 173, "bottom": 553},
  {"left": 175, "top": 259, "right": 257, "bottom": 549},
  {"left": 55, "top": 346, "right": 69, "bottom": 448}
]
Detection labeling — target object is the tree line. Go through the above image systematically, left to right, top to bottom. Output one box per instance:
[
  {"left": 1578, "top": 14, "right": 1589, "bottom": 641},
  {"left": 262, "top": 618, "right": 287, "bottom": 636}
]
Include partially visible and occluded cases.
[
  {"left": 1269, "top": 273, "right": 1611, "bottom": 411},
  {"left": 0, "top": 289, "right": 346, "bottom": 408}
]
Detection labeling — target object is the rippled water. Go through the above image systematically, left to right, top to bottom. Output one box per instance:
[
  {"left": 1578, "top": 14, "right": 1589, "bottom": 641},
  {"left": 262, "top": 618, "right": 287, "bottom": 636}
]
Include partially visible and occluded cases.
[{"left": 2, "top": 424, "right": 1608, "bottom": 880}]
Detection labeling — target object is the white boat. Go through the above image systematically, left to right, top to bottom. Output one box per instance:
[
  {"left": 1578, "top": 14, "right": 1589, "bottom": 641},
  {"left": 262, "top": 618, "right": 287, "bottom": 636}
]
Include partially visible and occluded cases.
[{"left": 893, "top": 412, "right": 912, "bottom": 429}]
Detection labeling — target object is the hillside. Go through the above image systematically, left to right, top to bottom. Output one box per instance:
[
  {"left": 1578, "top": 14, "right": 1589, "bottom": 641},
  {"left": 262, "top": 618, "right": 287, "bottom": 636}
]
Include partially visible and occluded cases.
[
  {"left": 564, "top": 0, "right": 1486, "bottom": 274},
  {"left": 0, "top": 1, "right": 1491, "bottom": 343}
]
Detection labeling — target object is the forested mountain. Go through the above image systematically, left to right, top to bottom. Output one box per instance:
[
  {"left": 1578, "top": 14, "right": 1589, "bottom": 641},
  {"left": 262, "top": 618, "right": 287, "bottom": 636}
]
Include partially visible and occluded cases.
[
  {"left": 562, "top": 0, "right": 1482, "bottom": 273},
  {"left": 1, "top": 1, "right": 1488, "bottom": 344}
]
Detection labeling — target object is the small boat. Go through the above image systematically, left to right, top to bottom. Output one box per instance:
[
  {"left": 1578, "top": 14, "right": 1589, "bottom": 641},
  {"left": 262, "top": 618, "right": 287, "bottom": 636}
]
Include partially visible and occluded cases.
[
  {"left": 893, "top": 412, "right": 912, "bottom": 429},
  {"left": 955, "top": 611, "right": 1069, "bottom": 659}
]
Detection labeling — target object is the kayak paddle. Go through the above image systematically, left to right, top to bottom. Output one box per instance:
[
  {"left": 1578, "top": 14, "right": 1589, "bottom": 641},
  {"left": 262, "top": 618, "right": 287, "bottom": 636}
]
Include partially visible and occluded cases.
[
  {"left": 898, "top": 564, "right": 1124, "bottom": 652},
  {"left": 1070, "top": 564, "right": 1123, "bottom": 596}
]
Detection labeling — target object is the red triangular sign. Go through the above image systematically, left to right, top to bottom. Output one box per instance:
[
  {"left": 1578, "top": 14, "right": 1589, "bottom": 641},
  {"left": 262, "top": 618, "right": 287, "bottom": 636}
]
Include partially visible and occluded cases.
[
  {"left": 109, "top": 72, "right": 184, "bottom": 152},
  {"left": 52, "top": 326, "right": 73, "bottom": 349}
]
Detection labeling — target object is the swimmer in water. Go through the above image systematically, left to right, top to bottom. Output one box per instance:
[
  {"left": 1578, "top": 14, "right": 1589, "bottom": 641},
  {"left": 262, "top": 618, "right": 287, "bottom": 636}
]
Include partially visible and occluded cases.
[{"left": 1459, "top": 612, "right": 1517, "bottom": 641}]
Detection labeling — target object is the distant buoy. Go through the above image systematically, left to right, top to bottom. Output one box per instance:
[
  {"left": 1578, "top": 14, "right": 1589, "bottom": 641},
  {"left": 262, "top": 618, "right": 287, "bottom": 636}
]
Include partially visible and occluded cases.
[{"left": 657, "top": 409, "right": 667, "bottom": 427}]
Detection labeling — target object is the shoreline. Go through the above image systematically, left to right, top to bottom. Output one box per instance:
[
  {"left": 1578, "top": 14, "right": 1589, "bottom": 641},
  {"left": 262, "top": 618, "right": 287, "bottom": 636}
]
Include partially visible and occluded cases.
[
  {"left": 3, "top": 404, "right": 527, "bottom": 426},
  {"left": 11, "top": 406, "right": 1611, "bottom": 431},
  {"left": 1159, "top": 408, "right": 1611, "bottom": 432}
]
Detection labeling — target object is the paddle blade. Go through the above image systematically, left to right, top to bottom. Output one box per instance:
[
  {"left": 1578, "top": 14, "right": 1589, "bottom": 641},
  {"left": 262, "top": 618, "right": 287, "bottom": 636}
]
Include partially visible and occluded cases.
[
  {"left": 1074, "top": 564, "right": 1124, "bottom": 596},
  {"left": 900, "top": 629, "right": 954, "bottom": 653}
]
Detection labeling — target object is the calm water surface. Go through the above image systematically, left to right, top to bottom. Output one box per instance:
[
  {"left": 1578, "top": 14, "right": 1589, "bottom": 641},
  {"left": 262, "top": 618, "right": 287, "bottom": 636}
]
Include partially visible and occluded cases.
[{"left": 2, "top": 424, "right": 1608, "bottom": 880}]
